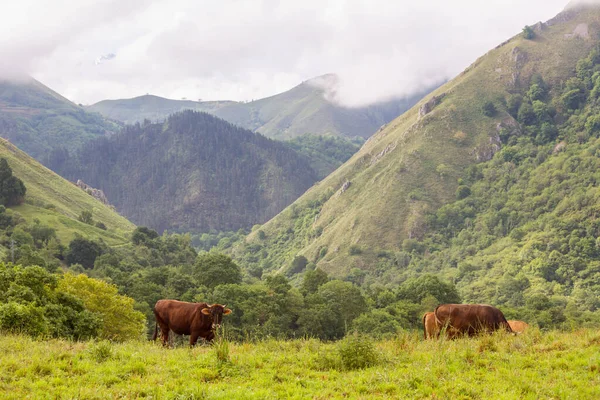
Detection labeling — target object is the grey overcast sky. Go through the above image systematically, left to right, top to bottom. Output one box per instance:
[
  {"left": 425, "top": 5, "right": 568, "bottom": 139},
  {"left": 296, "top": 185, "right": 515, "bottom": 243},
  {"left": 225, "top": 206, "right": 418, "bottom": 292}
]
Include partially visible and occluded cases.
[{"left": 0, "top": 0, "right": 576, "bottom": 106}]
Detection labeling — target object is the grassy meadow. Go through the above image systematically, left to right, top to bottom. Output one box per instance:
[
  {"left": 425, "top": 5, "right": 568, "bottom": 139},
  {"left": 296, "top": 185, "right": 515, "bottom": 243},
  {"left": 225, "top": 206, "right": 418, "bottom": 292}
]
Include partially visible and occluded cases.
[{"left": 1, "top": 329, "right": 599, "bottom": 399}]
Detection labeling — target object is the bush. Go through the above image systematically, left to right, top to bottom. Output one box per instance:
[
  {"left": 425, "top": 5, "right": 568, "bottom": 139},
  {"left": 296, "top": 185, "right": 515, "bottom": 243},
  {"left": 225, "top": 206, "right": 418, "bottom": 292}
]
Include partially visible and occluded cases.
[
  {"left": 522, "top": 25, "right": 535, "bottom": 40},
  {"left": 482, "top": 101, "right": 496, "bottom": 117},
  {"left": 0, "top": 158, "right": 26, "bottom": 206},
  {"left": 78, "top": 210, "right": 94, "bottom": 225},
  {"left": 95, "top": 221, "right": 107, "bottom": 230},
  {"left": 59, "top": 273, "right": 146, "bottom": 341},
  {"left": 0, "top": 302, "right": 48, "bottom": 336},
  {"left": 337, "top": 334, "right": 380, "bottom": 370}
]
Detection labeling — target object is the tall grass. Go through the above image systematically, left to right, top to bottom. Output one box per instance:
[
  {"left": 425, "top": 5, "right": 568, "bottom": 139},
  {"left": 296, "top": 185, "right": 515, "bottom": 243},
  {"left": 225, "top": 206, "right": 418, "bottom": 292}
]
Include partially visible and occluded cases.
[{"left": 0, "top": 329, "right": 599, "bottom": 399}]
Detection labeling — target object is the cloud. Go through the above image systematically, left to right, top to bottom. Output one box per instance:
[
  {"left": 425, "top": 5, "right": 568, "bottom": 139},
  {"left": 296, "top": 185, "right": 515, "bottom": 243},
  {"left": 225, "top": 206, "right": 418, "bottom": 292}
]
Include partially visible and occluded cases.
[{"left": 0, "top": 0, "right": 572, "bottom": 106}]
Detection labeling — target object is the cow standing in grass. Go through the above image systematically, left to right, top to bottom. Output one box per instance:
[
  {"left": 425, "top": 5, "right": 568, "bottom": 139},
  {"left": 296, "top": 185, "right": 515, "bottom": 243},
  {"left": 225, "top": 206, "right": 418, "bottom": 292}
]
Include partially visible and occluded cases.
[
  {"left": 152, "top": 300, "right": 231, "bottom": 346},
  {"left": 434, "top": 304, "right": 512, "bottom": 339},
  {"left": 422, "top": 312, "right": 439, "bottom": 339},
  {"left": 507, "top": 320, "right": 529, "bottom": 333}
]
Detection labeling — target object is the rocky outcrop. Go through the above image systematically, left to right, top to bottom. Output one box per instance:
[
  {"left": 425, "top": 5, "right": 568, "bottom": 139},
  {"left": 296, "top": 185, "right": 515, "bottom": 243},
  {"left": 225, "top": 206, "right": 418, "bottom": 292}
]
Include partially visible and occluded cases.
[
  {"left": 565, "top": 23, "right": 589, "bottom": 39},
  {"left": 511, "top": 47, "right": 528, "bottom": 87},
  {"left": 418, "top": 94, "right": 445, "bottom": 119},
  {"left": 471, "top": 133, "right": 502, "bottom": 162},
  {"left": 76, "top": 180, "right": 110, "bottom": 205},
  {"left": 337, "top": 180, "right": 352, "bottom": 196}
]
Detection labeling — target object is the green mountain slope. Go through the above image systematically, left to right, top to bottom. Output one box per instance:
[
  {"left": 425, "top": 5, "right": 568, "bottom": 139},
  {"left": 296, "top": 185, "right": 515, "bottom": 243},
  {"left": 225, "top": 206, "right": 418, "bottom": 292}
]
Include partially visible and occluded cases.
[
  {"left": 231, "top": 4, "right": 600, "bottom": 290},
  {"left": 88, "top": 75, "right": 435, "bottom": 140},
  {"left": 0, "top": 78, "right": 119, "bottom": 160},
  {"left": 87, "top": 94, "right": 235, "bottom": 125},
  {"left": 48, "top": 111, "right": 318, "bottom": 233},
  {"left": 0, "top": 137, "right": 134, "bottom": 246}
]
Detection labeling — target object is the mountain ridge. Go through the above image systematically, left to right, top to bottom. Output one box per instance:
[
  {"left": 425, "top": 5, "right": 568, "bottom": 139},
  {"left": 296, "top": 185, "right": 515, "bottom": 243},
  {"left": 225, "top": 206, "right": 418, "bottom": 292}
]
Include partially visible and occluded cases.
[{"left": 88, "top": 75, "right": 437, "bottom": 140}]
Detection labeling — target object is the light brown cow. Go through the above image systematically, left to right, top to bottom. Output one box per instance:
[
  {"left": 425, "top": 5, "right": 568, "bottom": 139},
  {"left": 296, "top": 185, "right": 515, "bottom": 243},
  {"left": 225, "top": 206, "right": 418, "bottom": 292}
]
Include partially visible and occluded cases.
[
  {"left": 152, "top": 300, "right": 231, "bottom": 346},
  {"left": 434, "top": 304, "right": 512, "bottom": 339},
  {"left": 422, "top": 312, "right": 439, "bottom": 339},
  {"left": 507, "top": 320, "right": 529, "bottom": 333}
]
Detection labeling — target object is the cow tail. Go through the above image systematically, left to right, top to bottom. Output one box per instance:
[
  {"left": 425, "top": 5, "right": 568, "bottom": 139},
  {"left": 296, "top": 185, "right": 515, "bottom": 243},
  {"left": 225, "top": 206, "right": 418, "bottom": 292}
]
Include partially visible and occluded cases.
[
  {"left": 422, "top": 313, "right": 427, "bottom": 339},
  {"left": 152, "top": 322, "right": 158, "bottom": 341}
]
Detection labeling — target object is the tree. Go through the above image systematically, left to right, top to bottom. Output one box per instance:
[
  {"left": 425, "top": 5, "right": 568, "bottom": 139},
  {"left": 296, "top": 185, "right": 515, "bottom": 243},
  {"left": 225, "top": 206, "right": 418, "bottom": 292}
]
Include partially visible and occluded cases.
[
  {"left": 522, "top": 25, "right": 535, "bottom": 40},
  {"left": 0, "top": 158, "right": 26, "bottom": 206},
  {"left": 131, "top": 226, "right": 159, "bottom": 246},
  {"left": 66, "top": 238, "right": 102, "bottom": 269},
  {"left": 194, "top": 253, "right": 241, "bottom": 289},
  {"left": 301, "top": 268, "right": 329, "bottom": 295},
  {"left": 59, "top": 273, "right": 146, "bottom": 341},
  {"left": 396, "top": 275, "right": 461, "bottom": 304}
]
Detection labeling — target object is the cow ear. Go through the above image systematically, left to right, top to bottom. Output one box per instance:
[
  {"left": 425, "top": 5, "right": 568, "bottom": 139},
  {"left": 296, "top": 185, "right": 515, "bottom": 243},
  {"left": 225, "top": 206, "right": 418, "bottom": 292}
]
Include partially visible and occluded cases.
[
  {"left": 201, "top": 308, "right": 211, "bottom": 315},
  {"left": 223, "top": 308, "right": 232, "bottom": 315}
]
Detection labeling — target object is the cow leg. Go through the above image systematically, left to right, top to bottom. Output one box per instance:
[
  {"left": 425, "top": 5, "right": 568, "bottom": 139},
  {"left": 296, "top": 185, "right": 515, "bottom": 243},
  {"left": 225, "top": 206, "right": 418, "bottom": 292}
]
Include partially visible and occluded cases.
[
  {"left": 159, "top": 327, "right": 170, "bottom": 347},
  {"left": 205, "top": 331, "right": 215, "bottom": 342},
  {"left": 189, "top": 333, "right": 200, "bottom": 347}
]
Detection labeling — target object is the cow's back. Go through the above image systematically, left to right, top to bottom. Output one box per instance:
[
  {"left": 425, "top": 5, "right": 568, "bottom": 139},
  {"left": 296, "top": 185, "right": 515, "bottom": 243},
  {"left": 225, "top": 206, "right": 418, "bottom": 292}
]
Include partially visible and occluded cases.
[{"left": 435, "top": 304, "right": 511, "bottom": 337}]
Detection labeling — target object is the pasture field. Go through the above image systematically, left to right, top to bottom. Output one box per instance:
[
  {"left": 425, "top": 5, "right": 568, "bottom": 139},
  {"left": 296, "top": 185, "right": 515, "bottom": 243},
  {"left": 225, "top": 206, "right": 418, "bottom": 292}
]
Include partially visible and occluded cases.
[{"left": 0, "top": 329, "right": 599, "bottom": 399}]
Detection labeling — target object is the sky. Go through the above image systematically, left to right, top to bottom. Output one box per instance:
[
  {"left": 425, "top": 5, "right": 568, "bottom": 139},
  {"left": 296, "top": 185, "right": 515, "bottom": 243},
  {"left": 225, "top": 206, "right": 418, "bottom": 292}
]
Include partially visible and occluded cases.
[{"left": 0, "top": 0, "right": 574, "bottom": 107}]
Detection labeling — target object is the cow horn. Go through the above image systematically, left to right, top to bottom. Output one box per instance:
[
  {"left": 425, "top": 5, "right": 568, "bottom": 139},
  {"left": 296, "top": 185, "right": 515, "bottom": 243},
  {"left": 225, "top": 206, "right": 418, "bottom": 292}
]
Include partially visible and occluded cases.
[{"left": 222, "top": 304, "right": 227, "bottom": 308}]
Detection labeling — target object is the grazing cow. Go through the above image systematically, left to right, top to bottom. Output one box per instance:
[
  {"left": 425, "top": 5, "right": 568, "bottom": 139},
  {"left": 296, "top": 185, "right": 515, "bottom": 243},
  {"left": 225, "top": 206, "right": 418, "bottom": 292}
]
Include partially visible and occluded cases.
[
  {"left": 152, "top": 300, "right": 231, "bottom": 346},
  {"left": 434, "top": 304, "right": 512, "bottom": 339},
  {"left": 423, "top": 312, "right": 439, "bottom": 339},
  {"left": 507, "top": 320, "right": 529, "bottom": 333}
]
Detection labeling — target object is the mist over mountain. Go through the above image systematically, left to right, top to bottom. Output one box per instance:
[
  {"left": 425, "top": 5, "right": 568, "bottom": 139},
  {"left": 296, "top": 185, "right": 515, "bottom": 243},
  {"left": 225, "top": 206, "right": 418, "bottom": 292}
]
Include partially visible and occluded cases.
[
  {"left": 88, "top": 75, "right": 437, "bottom": 140},
  {"left": 0, "top": 78, "right": 119, "bottom": 160}
]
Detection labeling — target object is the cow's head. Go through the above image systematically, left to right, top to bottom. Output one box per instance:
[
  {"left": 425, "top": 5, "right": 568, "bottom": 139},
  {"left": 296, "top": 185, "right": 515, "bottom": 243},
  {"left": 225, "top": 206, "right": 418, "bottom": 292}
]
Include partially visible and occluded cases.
[{"left": 201, "top": 304, "right": 232, "bottom": 329}]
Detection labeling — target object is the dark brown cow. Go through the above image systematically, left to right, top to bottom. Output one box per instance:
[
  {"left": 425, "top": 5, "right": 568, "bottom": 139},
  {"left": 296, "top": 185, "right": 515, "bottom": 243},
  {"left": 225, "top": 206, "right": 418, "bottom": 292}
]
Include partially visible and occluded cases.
[
  {"left": 152, "top": 300, "right": 231, "bottom": 346},
  {"left": 434, "top": 304, "right": 512, "bottom": 339},
  {"left": 423, "top": 312, "right": 439, "bottom": 339}
]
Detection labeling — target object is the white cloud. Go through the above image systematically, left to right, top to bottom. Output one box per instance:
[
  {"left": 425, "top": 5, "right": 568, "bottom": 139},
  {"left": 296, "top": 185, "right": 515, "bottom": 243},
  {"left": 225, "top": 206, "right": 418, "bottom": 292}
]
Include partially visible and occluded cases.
[{"left": 0, "top": 0, "right": 572, "bottom": 106}]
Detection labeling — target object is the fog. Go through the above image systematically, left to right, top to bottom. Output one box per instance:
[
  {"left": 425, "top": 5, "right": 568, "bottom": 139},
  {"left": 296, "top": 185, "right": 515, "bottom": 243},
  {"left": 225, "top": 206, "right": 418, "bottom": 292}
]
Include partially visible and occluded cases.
[{"left": 0, "top": 0, "right": 576, "bottom": 106}]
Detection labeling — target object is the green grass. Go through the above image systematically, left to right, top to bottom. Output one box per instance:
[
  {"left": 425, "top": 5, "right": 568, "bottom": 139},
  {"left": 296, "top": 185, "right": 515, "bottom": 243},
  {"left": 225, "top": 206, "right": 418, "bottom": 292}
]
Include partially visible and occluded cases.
[
  {"left": 0, "top": 138, "right": 134, "bottom": 244},
  {"left": 1, "top": 330, "right": 599, "bottom": 399}
]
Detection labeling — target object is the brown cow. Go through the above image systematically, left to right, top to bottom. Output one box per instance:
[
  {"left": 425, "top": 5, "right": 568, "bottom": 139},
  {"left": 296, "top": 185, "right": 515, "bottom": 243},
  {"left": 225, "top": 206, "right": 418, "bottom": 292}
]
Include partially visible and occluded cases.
[
  {"left": 152, "top": 300, "right": 231, "bottom": 346},
  {"left": 434, "top": 304, "right": 512, "bottom": 339},
  {"left": 423, "top": 312, "right": 439, "bottom": 339},
  {"left": 507, "top": 320, "right": 529, "bottom": 333}
]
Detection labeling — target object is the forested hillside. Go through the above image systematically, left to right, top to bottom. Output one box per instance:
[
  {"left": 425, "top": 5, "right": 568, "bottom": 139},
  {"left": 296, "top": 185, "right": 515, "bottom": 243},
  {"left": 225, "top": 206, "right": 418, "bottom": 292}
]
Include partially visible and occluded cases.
[
  {"left": 228, "top": 4, "right": 600, "bottom": 325},
  {"left": 89, "top": 75, "right": 436, "bottom": 140},
  {"left": 0, "top": 78, "right": 119, "bottom": 159},
  {"left": 48, "top": 111, "right": 318, "bottom": 233}
]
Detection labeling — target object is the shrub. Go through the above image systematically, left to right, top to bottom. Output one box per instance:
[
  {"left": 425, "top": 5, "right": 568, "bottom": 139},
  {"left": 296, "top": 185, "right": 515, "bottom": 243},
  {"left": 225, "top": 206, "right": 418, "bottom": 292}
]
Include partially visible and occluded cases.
[
  {"left": 522, "top": 25, "right": 535, "bottom": 40},
  {"left": 482, "top": 101, "right": 496, "bottom": 117},
  {"left": 78, "top": 210, "right": 94, "bottom": 225},
  {"left": 95, "top": 221, "right": 107, "bottom": 230},
  {"left": 348, "top": 245, "right": 362, "bottom": 255},
  {"left": 59, "top": 273, "right": 146, "bottom": 341},
  {"left": 0, "top": 302, "right": 48, "bottom": 336},
  {"left": 337, "top": 334, "right": 380, "bottom": 370},
  {"left": 88, "top": 340, "right": 114, "bottom": 362}
]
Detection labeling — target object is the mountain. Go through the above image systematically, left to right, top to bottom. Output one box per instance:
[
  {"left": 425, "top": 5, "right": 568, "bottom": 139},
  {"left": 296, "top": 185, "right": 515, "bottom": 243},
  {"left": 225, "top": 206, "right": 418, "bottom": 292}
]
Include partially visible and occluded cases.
[
  {"left": 230, "top": 3, "right": 600, "bottom": 302},
  {"left": 88, "top": 75, "right": 436, "bottom": 140},
  {"left": 0, "top": 78, "right": 119, "bottom": 160},
  {"left": 86, "top": 94, "right": 235, "bottom": 125},
  {"left": 48, "top": 110, "right": 318, "bottom": 233},
  {"left": 0, "top": 137, "right": 134, "bottom": 248}
]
